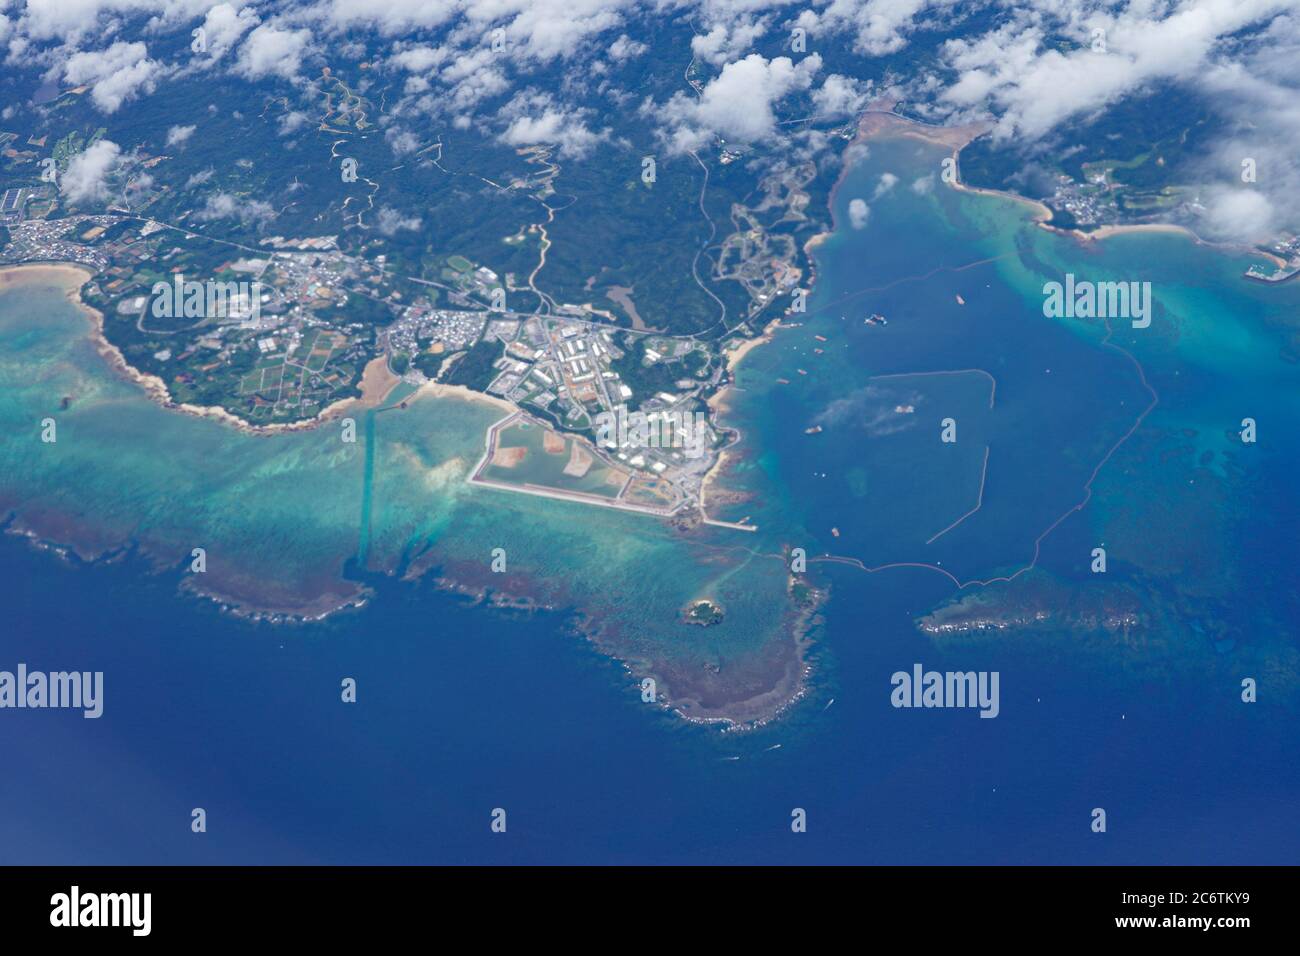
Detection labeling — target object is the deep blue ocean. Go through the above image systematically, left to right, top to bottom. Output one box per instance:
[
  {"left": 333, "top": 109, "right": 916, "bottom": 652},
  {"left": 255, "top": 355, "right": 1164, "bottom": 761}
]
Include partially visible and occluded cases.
[
  {"left": 3, "top": 137, "right": 1298, "bottom": 865},
  {"left": 2, "top": 527, "right": 1294, "bottom": 865}
]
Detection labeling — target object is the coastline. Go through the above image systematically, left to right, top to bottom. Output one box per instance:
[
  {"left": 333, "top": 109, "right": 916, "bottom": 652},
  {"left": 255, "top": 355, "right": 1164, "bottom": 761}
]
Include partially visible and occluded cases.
[
  {"left": 839, "top": 102, "right": 1265, "bottom": 273},
  {"left": 856, "top": 105, "right": 993, "bottom": 152},
  {"left": 22, "top": 106, "right": 1189, "bottom": 730},
  {"left": 942, "top": 139, "right": 1289, "bottom": 271},
  {"left": 947, "top": 174, "right": 1054, "bottom": 222},
  {"left": 1052, "top": 220, "right": 1291, "bottom": 271},
  {"left": 1, "top": 261, "right": 526, "bottom": 433},
  {"left": 0, "top": 262, "right": 397, "bottom": 437},
  {"left": 0, "top": 262, "right": 384, "bottom": 622},
  {"left": 0, "top": 264, "right": 820, "bottom": 727},
  {"left": 699, "top": 312, "right": 789, "bottom": 519},
  {"left": 722, "top": 315, "right": 783, "bottom": 374},
  {"left": 409, "top": 378, "right": 517, "bottom": 415},
  {"left": 0, "top": 506, "right": 373, "bottom": 624},
  {"left": 580, "top": 577, "right": 829, "bottom": 731}
]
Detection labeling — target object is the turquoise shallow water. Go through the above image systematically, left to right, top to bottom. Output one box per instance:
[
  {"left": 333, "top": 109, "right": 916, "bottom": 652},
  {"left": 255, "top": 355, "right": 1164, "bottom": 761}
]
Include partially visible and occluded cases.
[
  {"left": 0, "top": 135, "right": 1297, "bottom": 862},
  {"left": 714, "top": 139, "right": 1300, "bottom": 599},
  {"left": 0, "top": 269, "right": 804, "bottom": 721}
]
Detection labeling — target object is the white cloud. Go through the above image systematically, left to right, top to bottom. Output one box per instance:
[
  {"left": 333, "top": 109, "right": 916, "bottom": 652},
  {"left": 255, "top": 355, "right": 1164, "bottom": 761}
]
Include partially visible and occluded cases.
[
  {"left": 8, "top": 0, "right": 1299, "bottom": 243},
  {"left": 20, "top": 0, "right": 212, "bottom": 43},
  {"left": 313, "top": 0, "right": 631, "bottom": 63},
  {"left": 323, "top": 0, "right": 459, "bottom": 35},
  {"left": 498, "top": 0, "right": 629, "bottom": 62},
  {"left": 796, "top": 0, "right": 953, "bottom": 57},
  {"left": 928, "top": 0, "right": 1300, "bottom": 238},
  {"left": 940, "top": 0, "right": 1294, "bottom": 141},
  {"left": 198, "top": 3, "right": 259, "bottom": 61},
  {"left": 691, "top": 17, "right": 771, "bottom": 66},
  {"left": 1187, "top": 23, "right": 1300, "bottom": 239},
  {"left": 235, "top": 24, "right": 310, "bottom": 80},
  {"left": 608, "top": 33, "right": 647, "bottom": 61},
  {"left": 63, "top": 41, "right": 164, "bottom": 114},
  {"left": 389, "top": 45, "right": 447, "bottom": 73},
  {"left": 435, "top": 48, "right": 511, "bottom": 115},
  {"left": 660, "top": 52, "right": 823, "bottom": 153},
  {"left": 812, "top": 73, "right": 872, "bottom": 119},
  {"left": 499, "top": 92, "right": 609, "bottom": 157},
  {"left": 278, "top": 111, "right": 310, "bottom": 135},
  {"left": 165, "top": 124, "right": 196, "bottom": 147},
  {"left": 386, "top": 127, "right": 421, "bottom": 155},
  {"left": 61, "top": 139, "right": 121, "bottom": 204},
  {"left": 125, "top": 172, "right": 154, "bottom": 196},
  {"left": 1200, "top": 187, "right": 1275, "bottom": 240},
  {"left": 194, "top": 192, "right": 276, "bottom": 224},
  {"left": 848, "top": 197, "right": 870, "bottom": 228},
  {"left": 374, "top": 205, "right": 422, "bottom": 235}
]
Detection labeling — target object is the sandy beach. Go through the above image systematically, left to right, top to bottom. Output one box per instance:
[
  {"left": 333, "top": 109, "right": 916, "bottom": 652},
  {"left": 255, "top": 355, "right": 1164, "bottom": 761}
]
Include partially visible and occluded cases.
[
  {"left": 856, "top": 105, "right": 992, "bottom": 152},
  {"left": 842, "top": 108, "right": 1288, "bottom": 274},
  {"left": 933, "top": 132, "right": 1289, "bottom": 270},
  {"left": 949, "top": 176, "right": 1054, "bottom": 222},
  {"left": 1054, "top": 220, "right": 1292, "bottom": 269},
  {"left": 0, "top": 261, "right": 96, "bottom": 290},
  {"left": 1, "top": 262, "right": 436, "bottom": 436},
  {"left": 722, "top": 315, "right": 783, "bottom": 375},
  {"left": 697, "top": 319, "right": 786, "bottom": 523},
  {"left": 410, "top": 379, "right": 517, "bottom": 415}
]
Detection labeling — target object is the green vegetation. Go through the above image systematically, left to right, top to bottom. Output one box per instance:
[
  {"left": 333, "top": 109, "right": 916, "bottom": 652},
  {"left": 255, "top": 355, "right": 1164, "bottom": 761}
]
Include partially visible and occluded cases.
[
  {"left": 0, "top": 30, "right": 863, "bottom": 430},
  {"left": 960, "top": 83, "right": 1215, "bottom": 209},
  {"left": 52, "top": 128, "right": 107, "bottom": 174},
  {"left": 319, "top": 293, "right": 396, "bottom": 327},
  {"left": 609, "top": 335, "right": 704, "bottom": 403},
  {"left": 444, "top": 338, "right": 504, "bottom": 390},
  {"left": 412, "top": 349, "right": 443, "bottom": 378},
  {"left": 791, "top": 581, "right": 819, "bottom": 608},
  {"left": 683, "top": 599, "right": 725, "bottom": 627}
]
